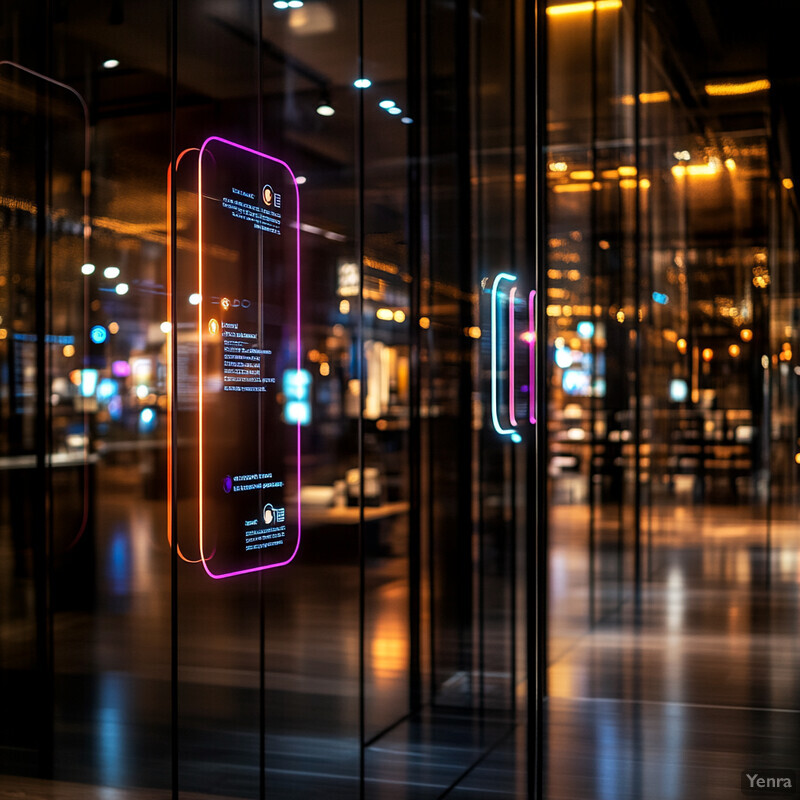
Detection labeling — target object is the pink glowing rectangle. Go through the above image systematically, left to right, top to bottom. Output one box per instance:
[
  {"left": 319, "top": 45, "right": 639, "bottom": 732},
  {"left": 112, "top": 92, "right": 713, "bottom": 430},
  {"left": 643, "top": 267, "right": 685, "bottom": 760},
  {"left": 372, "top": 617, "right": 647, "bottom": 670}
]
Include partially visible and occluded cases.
[
  {"left": 197, "top": 136, "right": 301, "bottom": 579},
  {"left": 509, "top": 285, "right": 517, "bottom": 427},
  {"left": 528, "top": 289, "right": 536, "bottom": 425}
]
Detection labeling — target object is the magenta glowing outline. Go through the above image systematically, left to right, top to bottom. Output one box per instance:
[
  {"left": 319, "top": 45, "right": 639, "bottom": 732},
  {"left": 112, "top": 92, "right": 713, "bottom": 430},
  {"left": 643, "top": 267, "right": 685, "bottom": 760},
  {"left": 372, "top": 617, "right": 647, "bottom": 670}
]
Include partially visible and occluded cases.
[
  {"left": 197, "top": 135, "right": 301, "bottom": 580},
  {"left": 509, "top": 285, "right": 518, "bottom": 427},
  {"left": 528, "top": 289, "right": 537, "bottom": 425}
]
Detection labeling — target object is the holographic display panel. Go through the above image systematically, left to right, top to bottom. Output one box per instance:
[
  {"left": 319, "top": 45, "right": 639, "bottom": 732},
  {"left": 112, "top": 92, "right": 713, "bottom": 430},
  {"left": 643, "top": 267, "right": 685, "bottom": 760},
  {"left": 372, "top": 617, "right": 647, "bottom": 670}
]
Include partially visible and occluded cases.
[{"left": 197, "top": 137, "right": 300, "bottom": 578}]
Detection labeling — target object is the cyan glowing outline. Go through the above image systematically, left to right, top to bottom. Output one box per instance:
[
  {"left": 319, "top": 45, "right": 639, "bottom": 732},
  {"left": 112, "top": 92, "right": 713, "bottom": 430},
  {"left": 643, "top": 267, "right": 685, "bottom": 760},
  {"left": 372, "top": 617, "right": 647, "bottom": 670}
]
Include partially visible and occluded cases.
[
  {"left": 198, "top": 136, "right": 301, "bottom": 579},
  {"left": 491, "top": 272, "right": 517, "bottom": 437},
  {"left": 529, "top": 289, "right": 537, "bottom": 425}
]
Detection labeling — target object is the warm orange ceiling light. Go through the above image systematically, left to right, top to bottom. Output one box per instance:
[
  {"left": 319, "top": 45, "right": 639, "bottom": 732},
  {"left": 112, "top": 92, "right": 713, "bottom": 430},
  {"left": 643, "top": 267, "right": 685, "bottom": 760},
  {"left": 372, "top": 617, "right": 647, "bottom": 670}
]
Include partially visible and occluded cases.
[
  {"left": 547, "top": 0, "right": 622, "bottom": 16},
  {"left": 704, "top": 78, "right": 770, "bottom": 97},
  {"left": 620, "top": 91, "right": 671, "bottom": 105},
  {"left": 553, "top": 183, "right": 592, "bottom": 193}
]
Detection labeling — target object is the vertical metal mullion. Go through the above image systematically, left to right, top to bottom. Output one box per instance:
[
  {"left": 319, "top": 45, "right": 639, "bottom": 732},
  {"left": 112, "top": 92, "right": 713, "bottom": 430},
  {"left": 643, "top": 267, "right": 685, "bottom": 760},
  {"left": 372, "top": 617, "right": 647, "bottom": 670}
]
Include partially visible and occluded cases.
[
  {"left": 357, "top": 0, "right": 366, "bottom": 795},
  {"left": 407, "top": 0, "right": 423, "bottom": 714},
  {"left": 424, "top": 0, "right": 437, "bottom": 707},
  {"left": 454, "top": 0, "right": 474, "bottom": 698},
  {"left": 474, "top": 0, "right": 486, "bottom": 713},
  {"left": 507, "top": 0, "right": 518, "bottom": 718},
  {"left": 526, "top": 0, "right": 547, "bottom": 796},
  {"left": 633, "top": 0, "right": 643, "bottom": 621},
  {"left": 168, "top": 1, "right": 179, "bottom": 797},
  {"left": 256, "top": 2, "right": 266, "bottom": 797},
  {"left": 588, "top": 3, "right": 598, "bottom": 629},
  {"left": 33, "top": 22, "right": 54, "bottom": 780}
]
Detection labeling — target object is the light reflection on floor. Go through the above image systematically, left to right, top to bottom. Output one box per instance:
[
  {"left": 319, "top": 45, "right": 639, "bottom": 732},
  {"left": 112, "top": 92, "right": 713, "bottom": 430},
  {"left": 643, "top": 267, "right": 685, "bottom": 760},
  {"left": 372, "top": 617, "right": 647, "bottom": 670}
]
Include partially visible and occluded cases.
[{"left": 547, "top": 500, "right": 800, "bottom": 800}]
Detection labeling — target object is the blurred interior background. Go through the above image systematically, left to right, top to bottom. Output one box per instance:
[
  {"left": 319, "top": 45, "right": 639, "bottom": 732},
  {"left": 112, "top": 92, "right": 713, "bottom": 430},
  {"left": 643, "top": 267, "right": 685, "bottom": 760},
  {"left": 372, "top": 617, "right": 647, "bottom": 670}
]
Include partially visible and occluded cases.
[{"left": 0, "top": 1, "right": 798, "bottom": 798}]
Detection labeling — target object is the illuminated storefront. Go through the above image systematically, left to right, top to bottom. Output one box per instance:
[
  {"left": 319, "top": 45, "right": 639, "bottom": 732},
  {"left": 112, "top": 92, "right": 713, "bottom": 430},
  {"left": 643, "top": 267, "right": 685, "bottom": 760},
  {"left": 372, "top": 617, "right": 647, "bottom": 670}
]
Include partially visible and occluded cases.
[{"left": 1, "top": 1, "right": 799, "bottom": 798}]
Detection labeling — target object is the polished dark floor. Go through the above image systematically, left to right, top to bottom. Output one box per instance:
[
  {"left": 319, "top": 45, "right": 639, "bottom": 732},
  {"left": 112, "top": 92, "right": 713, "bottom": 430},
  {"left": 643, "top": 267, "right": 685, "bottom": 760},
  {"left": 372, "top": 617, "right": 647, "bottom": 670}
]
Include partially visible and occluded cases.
[
  {"left": 3, "top": 471, "right": 800, "bottom": 798},
  {"left": 547, "top": 502, "right": 800, "bottom": 800}
]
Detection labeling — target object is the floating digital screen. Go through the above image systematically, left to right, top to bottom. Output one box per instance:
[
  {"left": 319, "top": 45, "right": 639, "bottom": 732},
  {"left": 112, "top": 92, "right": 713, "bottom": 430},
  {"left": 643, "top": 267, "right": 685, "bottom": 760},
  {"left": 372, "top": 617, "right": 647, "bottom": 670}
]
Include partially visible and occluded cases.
[{"left": 196, "top": 136, "right": 300, "bottom": 578}]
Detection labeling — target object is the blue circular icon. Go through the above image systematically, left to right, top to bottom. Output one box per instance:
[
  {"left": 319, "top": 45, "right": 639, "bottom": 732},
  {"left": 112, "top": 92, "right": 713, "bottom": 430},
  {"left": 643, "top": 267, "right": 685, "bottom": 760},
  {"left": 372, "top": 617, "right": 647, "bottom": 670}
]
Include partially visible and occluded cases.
[
  {"left": 90, "top": 325, "right": 107, "bottom": 344},
  {"left": 222, "top": 475, "right": 233, "bottom": 494}
]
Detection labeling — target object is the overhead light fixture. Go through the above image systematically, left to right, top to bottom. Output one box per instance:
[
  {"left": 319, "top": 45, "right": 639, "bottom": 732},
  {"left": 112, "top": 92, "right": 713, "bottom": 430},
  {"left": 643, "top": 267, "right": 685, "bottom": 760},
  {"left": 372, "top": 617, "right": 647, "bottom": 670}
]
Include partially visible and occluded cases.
[
  {"left": 547, "top": 0, "right": 622, "bottom": 17},
  {"left": 102, "top": 58, "right": 120, "bottom": 69},
  {"left": 353, "top": 78, "right": 372, "bottom": 89},
  {"left": 704, "top": 78, "right": 770, "bottom": 97},
  {"left": 620, "top": 90, "right": 671, "bottom": 105},
  {"left": 316, "top": 95, "right": 335, "bottom": 116},
  {"left": 379, "top": 99, "right": 396, "bottom": 109},
  {"left": 388, "top": 107, "right": 402, "bottom": 115},
  {"left": 401, "top": 117, "right": 413, "bottom": 124},
  {"left": 296, "top": 175, "right": 307, "bottom": 185},
  {"left": 553, "top": 183, "right": 592, "bottom": 193},
  {"left": 81, "top": 263, "right": 95, "bottom": 275},
  {"left": 104, "top": 266, "right": 120, "bottom": 279},
  {"left": 115, "top": 283, "right": 129, "bottom": 295},
  {"left": 189, "top": 293, "right": 202, "bottom": 305}
]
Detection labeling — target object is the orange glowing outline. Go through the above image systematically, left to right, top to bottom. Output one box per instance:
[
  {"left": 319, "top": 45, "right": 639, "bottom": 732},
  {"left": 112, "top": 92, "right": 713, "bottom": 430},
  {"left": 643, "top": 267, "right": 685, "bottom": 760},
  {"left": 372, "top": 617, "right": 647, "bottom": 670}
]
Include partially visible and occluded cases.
[{"left": 166, "top": 148, "right": 205, "bottom": 563}]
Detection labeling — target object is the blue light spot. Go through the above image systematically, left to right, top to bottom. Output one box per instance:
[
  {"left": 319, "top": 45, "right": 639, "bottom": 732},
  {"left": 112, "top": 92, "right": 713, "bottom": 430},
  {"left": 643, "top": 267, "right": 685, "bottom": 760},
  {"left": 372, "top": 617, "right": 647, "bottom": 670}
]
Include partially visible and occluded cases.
[
  {"left": 652, "top": 291, "right": 669, "bottom": 305},
  {"left": 577, "top": 320, "right": 595, "bottom": 339},
  {"left": 90, "top": 325, "right": 108, "bottom": 344},
  {"left": 139, "top": 407, "right": 156, "bottom": 432}
]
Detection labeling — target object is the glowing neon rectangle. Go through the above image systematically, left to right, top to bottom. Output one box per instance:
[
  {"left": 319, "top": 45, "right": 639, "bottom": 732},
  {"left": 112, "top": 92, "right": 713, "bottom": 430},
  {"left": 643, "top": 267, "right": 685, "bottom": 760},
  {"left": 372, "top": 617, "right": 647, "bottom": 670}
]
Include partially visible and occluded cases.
[
  {"left": 197, "top": 136, "right": 301, "bottom": 579},
  {"left": 491, "top": 273, "right": 517, "bottom": 437},
  {"left": 509, "top": 286, "right": 517, "bottom": 427},
  {"left": 529, "top": 290, "right": 536, "bottom": 425}
]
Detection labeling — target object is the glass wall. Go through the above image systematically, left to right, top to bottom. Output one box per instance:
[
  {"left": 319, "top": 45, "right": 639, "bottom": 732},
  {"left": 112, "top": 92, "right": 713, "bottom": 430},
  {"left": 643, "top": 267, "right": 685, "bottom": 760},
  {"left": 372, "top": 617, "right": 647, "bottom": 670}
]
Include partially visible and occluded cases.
[
  {"left": 545, "top": 0, "right": 800, "bottom": 795},
  {"left": 0, "top": 1, "right": 531, "bottom": 798}
]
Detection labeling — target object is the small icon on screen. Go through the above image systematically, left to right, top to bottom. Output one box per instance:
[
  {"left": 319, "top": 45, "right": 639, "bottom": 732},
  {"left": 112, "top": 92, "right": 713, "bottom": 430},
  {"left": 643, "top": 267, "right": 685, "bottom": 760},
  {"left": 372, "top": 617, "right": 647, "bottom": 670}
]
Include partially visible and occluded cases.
[
  {"left": 263, "top": 184, "right": 274, "bottom": 206},
  {"left": 274, "top": 192, "right": 281, "bottom": 209},
  {"left": 221, "top": 297, "right": 231, "bottom": 311},
  {"left": 208, "top": 318, "right": 220, "bottom": 335},
  {"left": 223, "top": 475, "right": 233, "bottom": 493},
  {"left": 263, "top": 504, "right": 274, "bottom": 525}
]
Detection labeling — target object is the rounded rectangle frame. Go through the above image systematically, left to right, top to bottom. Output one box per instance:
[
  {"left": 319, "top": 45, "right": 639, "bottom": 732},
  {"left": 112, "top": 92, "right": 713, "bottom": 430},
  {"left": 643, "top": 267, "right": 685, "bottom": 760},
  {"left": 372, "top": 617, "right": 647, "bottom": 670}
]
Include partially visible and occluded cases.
[{"left": 197, "top": 136, "right": 301, "bottom": 579}]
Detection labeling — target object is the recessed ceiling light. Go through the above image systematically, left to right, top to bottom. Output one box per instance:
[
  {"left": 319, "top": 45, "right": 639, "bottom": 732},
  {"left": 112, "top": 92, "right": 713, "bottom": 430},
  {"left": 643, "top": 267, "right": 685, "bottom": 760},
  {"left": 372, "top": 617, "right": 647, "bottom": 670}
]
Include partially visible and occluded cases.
[
  {"left": 287, "top": 0, "right": 304, "bottom": 6},
  {"left": 273, "top": 1, "right": 289, "bottom": 7},
  {"left": 102, "top": 59, "right": 119, "bottom": 69},
  {"left": 353, "top": 78, "right": 372, "bottom": 89},
  {"left": 379, "top": 99, "right": 396, "bottom": 109},
  {"left": 316, "top": 103, "right": 335, "bottom": 117},
  {"left": 388, "top": 107, "right": 402, "bottom": 115},
  {"left": 401, "top": 117, "right": 413, "bottom": 124},
  {"left": 296, "top": 175, "right": 307, "bottom": 185},
  {"left": 81, "top": 263, "right": 95, "bottom": 275},
  {"left": 104, "top": 266, "right": 120, "bottom": 279},
  {"left": 115, "top": 283, "right": 129, "bottom": 295}
]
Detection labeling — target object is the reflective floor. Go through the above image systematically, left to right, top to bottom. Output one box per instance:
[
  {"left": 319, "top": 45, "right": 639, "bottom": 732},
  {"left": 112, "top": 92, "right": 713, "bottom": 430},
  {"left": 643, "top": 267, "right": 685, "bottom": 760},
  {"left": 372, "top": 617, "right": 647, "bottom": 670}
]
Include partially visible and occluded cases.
[
  {"left": 5, "top": 475, "right": 800, "bottom": 798},
  {"left": 547, "top": 502, "right": 800, "bottom": 800}
]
